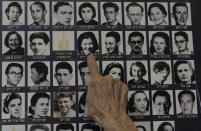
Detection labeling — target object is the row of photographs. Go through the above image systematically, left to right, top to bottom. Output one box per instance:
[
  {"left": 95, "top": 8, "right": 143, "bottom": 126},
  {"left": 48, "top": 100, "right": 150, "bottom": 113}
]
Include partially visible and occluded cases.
[
  {"left": 1, "top": 1, "right": 192, "bottom": 26},
  {"left": 1, "top": 31, "right": 194, "bottom": 56},
  {"left": 1, "top": 60, "right": 196, "bottom": 87},
  {"left": 1, "top": 89, "right": 199, "bottom": 119},
  {"left": 0, "top": 121, "right": 176, "bottom": 131}
]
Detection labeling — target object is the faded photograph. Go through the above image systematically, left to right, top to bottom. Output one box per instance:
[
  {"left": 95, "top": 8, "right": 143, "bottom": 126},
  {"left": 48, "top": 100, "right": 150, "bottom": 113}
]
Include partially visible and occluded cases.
[
  {"left": 2, "top": 1, "right": 24, "bottom": 25},
  {"left": 28, "top": 1, "right": 49, "bottom": 25},
  {"left": 53, "top": 2, "right": 74, "bottom": 25},
  {"left": 77, "top": 2, "right": 98, "bottom": 25},
  {"left": 101, "top": 2, "right": 122, "bottom": 26},
  {"left": 124, "top": 2, "right": 145, "bottom": 25},
  {"left": 147, "top": 2, "right": 169, "bottom": 25},
  {"left": 171, "top": 2, "right": 192, "bottom": 26},
  {"left": 2, "top": 31, "right": 25, "bottom": 56},
  {"left": 28, "top": 31, "right": 50, "bottom": 56},
  {"left": 77, "top": 31, "right": 99, "bottom": 55},
  {"left": 102, "top": 31, "right": 123, "bottom": 55},
  {"left": 126, "top": 31, "right": 147, "bottom": 55},
  {"left": 149, "top": 31, "right": 170, "bottom": 55},
  {"left": 172, "top": 31, "right": 193, "bottom": 55},
  {"left": 174, "top": 60, "right": 195, "bottom": 84},
  {"left": 28, "top": 61, "right": 50, "bottom": 87},
  {"left": 53, "top": 61, "right": 75, "bottom": 86},
  {"left": 102, "top": 61, "right": 125, "bottom": 82},
  {"left": 127, "top": 61, "right": 148, "bottom": 84},
  {"left": 151, "top": 61, "right": 172, "bottom": 85},
  {"left": 2, "top": 62, "right": 25, "bottom": 87},
  {"left": 152, "top": 90, "right": 173, "bottom": 115},
  {"left": 176, "top": 90, "right": 197, "bottom": 115},
  {"left": 128, "top": 91, "right": 150, "bottom": 116},
  {"left": 54, "top": 92, "right": 76, "bottom": 118},
  {"left": 2, "top": 93, "right": 25, "bottom": 119},
  {"left": 28, "top": 93, "right": 50, "bottom": 118},
  {"left": 153, "top": 121, "right": 175, "bottom": 131},
  {"left": 2, "top": 125, "right": 25, "bottom": 131}
]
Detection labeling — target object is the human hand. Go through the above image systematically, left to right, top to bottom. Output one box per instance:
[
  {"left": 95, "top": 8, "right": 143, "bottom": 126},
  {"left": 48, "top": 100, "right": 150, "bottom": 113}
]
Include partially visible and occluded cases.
[{"left": 86, "top": 53, "right": 137, "bottom": 131}]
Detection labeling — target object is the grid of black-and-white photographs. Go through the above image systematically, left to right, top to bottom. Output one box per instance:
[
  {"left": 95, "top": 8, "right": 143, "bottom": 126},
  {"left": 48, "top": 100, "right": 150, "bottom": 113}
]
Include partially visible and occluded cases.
[{"left": 0, "top": 0, "right": 200, "bottom": 131}]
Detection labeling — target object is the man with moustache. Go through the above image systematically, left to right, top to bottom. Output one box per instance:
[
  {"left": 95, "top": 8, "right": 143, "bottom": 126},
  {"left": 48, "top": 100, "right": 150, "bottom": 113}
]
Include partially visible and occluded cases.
[
  {"left": 128, "top": 32, "right": 146, "bottom": 55},
  {"left": 54, "top": 92, "right": 75, "bottom": 118}
]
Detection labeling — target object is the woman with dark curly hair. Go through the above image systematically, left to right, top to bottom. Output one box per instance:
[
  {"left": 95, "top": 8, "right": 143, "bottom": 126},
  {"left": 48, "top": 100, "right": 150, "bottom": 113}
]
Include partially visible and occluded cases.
[
  {"left": 77, "top": 3, "right": 98, "bottom": 25},
  {"left": 77, "top": 32, "right": 99, "bottom": 55},
  {"left": 150, "top": 32, "right": 170, "bottom": 55},
  {"left": 103, "top": 62, "right": 125, "bottom": 82},
  {"left": 128, "top": 91, "right": 149, "bottom": 116},
  {"left": 3, "top": 93, "right": 22, "bottom": 119}
]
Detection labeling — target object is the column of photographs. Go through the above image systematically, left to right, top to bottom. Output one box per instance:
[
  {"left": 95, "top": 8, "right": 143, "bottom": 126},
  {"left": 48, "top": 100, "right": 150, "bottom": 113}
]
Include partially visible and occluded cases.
[{"left": 0, "top": 0, "right": 200, "bottom": 131}]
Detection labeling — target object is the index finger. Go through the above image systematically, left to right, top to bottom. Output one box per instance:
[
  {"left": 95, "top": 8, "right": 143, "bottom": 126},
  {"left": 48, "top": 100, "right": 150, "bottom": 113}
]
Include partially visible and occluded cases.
[{"left": 87, "top": 53, "right": 100, "bottom": 76}]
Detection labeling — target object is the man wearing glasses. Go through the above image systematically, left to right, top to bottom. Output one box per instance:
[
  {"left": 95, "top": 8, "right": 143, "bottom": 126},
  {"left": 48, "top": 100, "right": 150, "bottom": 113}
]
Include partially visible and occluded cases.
[
  {"left": 126, "top": 2, "right": 144, "bottom": 25},
  {"left": 128, "top": 31, "right": 146, "bottom": 55},
  {"left": 4, "top": 63, "right": 23, "bottom": 87}
]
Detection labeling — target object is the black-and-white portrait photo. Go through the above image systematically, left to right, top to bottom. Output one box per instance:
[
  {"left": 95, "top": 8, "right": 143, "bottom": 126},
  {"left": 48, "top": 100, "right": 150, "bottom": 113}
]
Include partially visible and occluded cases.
[
  {"left": 2, "top": 1, "right": 25, "bottom": 25},
  {"left": 28, "top": 1, "right": 50, "bottom": 25},
  {"left": 53, "top": 2, "right": 74, "bottom": 25},
  {"left": 77, "top": 2, "right": 98, "bottom": 25},
  {"left": 101, "top": 2, "right": 122, "bottom": 26},
  {"left": 124, "top": 2, "right": 145, "bottom": 25},
  {"left": 147, "top": 2, "right": 169, "bottom": 25},
  {"left": 170, "top": 2, "right": 192, "bottom": 26},
  {"left": 2, "top": 31, "right": 25, "bottom": 56},
  {"left": 28, "top": 31, "right": 50, "bottom": 56},
  {"left": 52, "top": 31, "right": 75, "bottom": 51},
  {"left": 77, "top": 31, "right": 99, "bottom": 55},
  {"left": 101, "top": 31, "right": 123, "bottom": 55},
  {"left": 126, "top": 31, "right": 147, "bottom": 55},
  {"left": 149, "top": 31, "right": 170, "bottom": 55},
  {"left": 172, "top": 31, "right": 194, "bottom": 55},
  {"left": 151, "top": 60, "right": 172, "bottom": 85},
  {"left": 174, "top": 60, "right": 195, "bottom": 84},
  {"left": 28, "top": 61, "right": 50, "bottom": 87},
  {"left": 53, "top": 61, "right": 75, "bottom": 86},
  {"left": 78, "top": 61, "right": 91, "bottom": 86},
  {"left": 102, "top": 61, "right": 125, "bottom": 82},
  {"left": 127, "top": 61, "right": 148, "bottom": 84},
  {"left": 2, "top": 62, "right": 25, "bottom": 87},
  {"left": 152, "top": 90, "right": 174, "bottom": 115},
  {"left": 176, "top": 90, "right": 197, "bottom": 115},
  {"left": 128, "top": 91, "right": 150, "bottom": 116},
  {"left": 53, "top": 92, "right": 76, "bottom": 118},
  {"left": 79, "top": 92, "right": 88, "bottom": 117},
  {"left": 2, "top": 93, "right": 25, "bottom": 119},
  {"left": 28, "top": 93, "right": 50, "bottom": 118},
  {"left": 135, "top": 121, "right": 151, "bottom": 131},
  {"left": 153, "top": 121, "right": 175, "bottom": 131},
  {"left": 54, "top": 123, "right": 76, "bottom": 131},
  {"left": 79, "top": 123, "right": 101, "bottom": 131},
  {"left": 28, "top": 124, "right": 50, "bottom": 131},
  {"left": 2, "top": 125, "right": 25, "bottom": 131}
]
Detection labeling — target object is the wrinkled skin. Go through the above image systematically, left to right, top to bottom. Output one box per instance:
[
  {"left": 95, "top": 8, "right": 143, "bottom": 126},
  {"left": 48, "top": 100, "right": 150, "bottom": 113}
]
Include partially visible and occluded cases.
[{"left": 86, "top": 54, "right": 137, "bottom": 131}]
